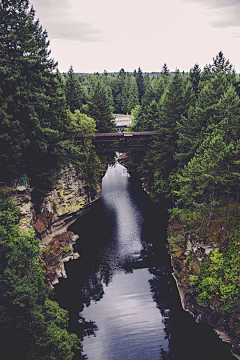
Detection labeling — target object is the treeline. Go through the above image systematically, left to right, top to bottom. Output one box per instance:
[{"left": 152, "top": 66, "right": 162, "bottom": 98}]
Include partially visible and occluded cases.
[{"left": 61, "top": 63, "right": 171, "bottom": 115}]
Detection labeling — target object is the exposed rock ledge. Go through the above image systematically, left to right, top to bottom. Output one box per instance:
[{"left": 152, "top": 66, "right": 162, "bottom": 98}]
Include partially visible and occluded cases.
[
  {"left": 11, "top": 164, "right": 102, "bottom": 286},
  {"left": 168, "top": 217, "right": 240, "bottom": 360},
  {"left": 172, "top": 274, "right": 240, "bottom": 360}
]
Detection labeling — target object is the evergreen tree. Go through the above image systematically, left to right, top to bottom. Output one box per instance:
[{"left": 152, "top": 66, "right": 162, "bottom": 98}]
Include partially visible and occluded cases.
[
  {"left": 0, "top": 0, "right": 74, "bottom": 202},
  {"left": 211, "top": 51, "right": 233, "bottom": 75},
  {"left": 161, "top": 63, "right": 170, "bottom": 77},
  {"left": 189, "top": 63, "right": 201, "bottom": 98},
  {"left": 64, "top": 65, "right": 84, "bottom": 112},
  {"left": 136, "top": 67, "right": 145, "bottom": 103},
  {"left": 116, "top": 68, "right": 126, "bottom": 98},
  {"left": 147, "top": 70, "right": 185, "bottom": 199},
  {"left": 121, "top": 75, "right": 130, "bottom": 113},
  {"left": 126, "top": 76, "right": 139, "bottom": 113},
  {"left": 154, "top": 76, "right": 165, "bottom": 103},
  {"left": 87, "top": 80, "right": 115, "bottom": 132},
  {"left": 183, "top": 81, "right": 196, "bottom": 115},
  {"left": 139, "top": 83, "right": 158, "bottom": 130},
  {"left": 216, "top": 85, "right": 240, "bottom": 145},
  {"left": 115, "top": 93, "right": 122, "bottom": 113},
  {"left": 175, "top": 106, "right": 200, "bottom": 169}
]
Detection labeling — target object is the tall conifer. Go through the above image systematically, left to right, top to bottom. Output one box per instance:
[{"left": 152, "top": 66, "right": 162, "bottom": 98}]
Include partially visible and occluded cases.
[
  {"left": 0, "top": 0, "right": 71, "bottom": 194},
  {"left": 64, "top": 65, "right": 84, "bottom": 112},
  {"left": 87, "top": 80, "right": 115, "bottom": 133}
]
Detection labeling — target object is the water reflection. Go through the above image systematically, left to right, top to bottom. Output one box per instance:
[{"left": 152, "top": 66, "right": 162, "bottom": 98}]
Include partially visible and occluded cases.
[{"left": 54, "top": 163, "right": 235, "bottom": 360}]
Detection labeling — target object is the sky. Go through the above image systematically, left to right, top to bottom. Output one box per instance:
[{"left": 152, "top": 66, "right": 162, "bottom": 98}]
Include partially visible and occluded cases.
[{"left": 30, "top": 0, "right": 240, "bottom": 73}]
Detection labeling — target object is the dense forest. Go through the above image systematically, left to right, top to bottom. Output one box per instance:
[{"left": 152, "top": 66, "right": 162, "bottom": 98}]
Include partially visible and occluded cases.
[
  {"left": 1, "top": 0, "right": 240, "bottom": 359},
  {"left": 0, "top": 1, "right": 112, "bottom": 359}
]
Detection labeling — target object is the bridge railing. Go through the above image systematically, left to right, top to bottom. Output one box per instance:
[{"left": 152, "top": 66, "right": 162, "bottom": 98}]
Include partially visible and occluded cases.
[{"left": 69, "top": 131, "right": 159, "bottom": 152}]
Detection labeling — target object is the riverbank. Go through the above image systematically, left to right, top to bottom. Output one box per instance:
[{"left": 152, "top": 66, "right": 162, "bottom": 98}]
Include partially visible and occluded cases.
[
  {"left": 10, "top": 164, "right": 102, "bottom": 286},
  {"left": 168, "top": 216, "right": 240, "bottom": 360}
]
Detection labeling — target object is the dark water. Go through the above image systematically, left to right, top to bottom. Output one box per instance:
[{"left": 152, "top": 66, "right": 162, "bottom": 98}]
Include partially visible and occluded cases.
[{"left": 54, "top": 163, "right": 235, "bottom": 360}]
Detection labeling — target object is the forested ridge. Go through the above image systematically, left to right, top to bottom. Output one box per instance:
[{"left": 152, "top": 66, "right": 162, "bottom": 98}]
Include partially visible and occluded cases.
[{"left": 1, "top": 0, "right": 240, "bottom": 358}]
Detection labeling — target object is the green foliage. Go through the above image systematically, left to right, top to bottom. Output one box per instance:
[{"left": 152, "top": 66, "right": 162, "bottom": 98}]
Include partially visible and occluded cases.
[
  {"left": 0, "top": 0, "right": 79, "bottom": 208},
  {"left": 64, "top": 65, "right": 84, "bottom": 112},
  {"left": 136, "top": 67, "right": 145, "bottom": 103},
  {"left": 126, "top": 76, "right": 139, "bottom": 113},
  {"left": 87, "top": 80, "right": 115, "bottom": 133},
  {"left": 68, "top": 109, "right": 104, "bottom": 187},
  {"left": 0, "top": 196, "right": 79, "bottom": 359},
  {"left": 189, "top": 220, "right": 240, "bottom": 313},
  {"left": 168, "top": 235, "right": 184, "bottom": 248},
  {"left": 63, "top": 246, "right": 72, "bottom": 253},
  {"left": 26, "top": 300, "right": 79, "bottom": 360}
]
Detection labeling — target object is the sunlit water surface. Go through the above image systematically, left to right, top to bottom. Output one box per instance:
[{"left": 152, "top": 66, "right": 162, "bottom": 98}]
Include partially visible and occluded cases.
[{"left": 55, "top": 163, "right": 235, "bottom": 360}]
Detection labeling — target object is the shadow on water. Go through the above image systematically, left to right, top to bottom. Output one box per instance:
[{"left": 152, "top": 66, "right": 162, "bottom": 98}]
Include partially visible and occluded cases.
[{"left": 54, "top": 164, "right": 235, "bottom": 360}]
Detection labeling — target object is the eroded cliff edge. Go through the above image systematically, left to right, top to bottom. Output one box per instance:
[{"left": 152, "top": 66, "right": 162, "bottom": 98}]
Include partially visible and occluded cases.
[
  {"left": 11, "top": 164, "right": 102, "bottom": 286},
  {"left": 168, "top": 217, "right": 240, "bottom": 360}
]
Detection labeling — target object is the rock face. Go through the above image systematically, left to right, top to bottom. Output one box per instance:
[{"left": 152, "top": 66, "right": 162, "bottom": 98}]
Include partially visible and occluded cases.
[
  {"left": 11, "top": 164, "right": 102, "bottom": 286},
  {"left": 168, "top": 218, "right": 240, "bottom": 360},
  {"left": 172, "top": 275, "right": 240, "bottom": 359}
]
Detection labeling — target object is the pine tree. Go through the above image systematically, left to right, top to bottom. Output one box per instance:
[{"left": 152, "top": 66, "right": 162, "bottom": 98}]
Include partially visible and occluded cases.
[
  {"left": 0, "top": 0, "right": 72, "bottom": 197},
  {"left": 211, "top": 51, "right": 233, "bottom": 75},
  {"left": 161, "top": 63, "right": 170, "bottom": 78},
  {"left": 189, "top": 63, "right": 201, "bottom": 98},
  {"left": 64, "top": 65, "right": 84, "bottom": 112},
  {"left": 136, "top": 67, "right": 145, "bottom": 103},
  {"left": 148, "top": 70, "right": 185, "bottom": 199},
  {"left": 121, "top": 75, "right": 130, "bottom": 113},
  {"left": 126, "top": 76, "right": 139, "bottom": 113},
  {"left": 154, "top": 76, "right": 165, "bottom": 103},
  {"left": 87, "top": 80, "right": 115, "bottom": 132},
  {"left": 139, "top": 83, "right": 158, "bottom": 130},
  {"left": 216, "top": 85, "right": 240, "bottom": 144},
  {"left": 175, "top": 106, "right": 200, "bottom": 169}
]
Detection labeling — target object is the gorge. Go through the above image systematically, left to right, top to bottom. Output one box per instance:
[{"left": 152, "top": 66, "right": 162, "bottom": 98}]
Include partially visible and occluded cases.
[{"left": 53, "top": 162, "right": 236, "bottom": 360}]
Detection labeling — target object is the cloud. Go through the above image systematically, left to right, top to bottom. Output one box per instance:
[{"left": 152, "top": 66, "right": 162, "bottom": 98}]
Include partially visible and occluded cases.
[
  {"left": 30, "top": 0, "right": 103, "bottom": 42},
  {"left": 183, "top": 0, "right": 240, "bottom": 8},
  {"left": 183, "top": 0, "right": 240, "bottom": 29},
  {"left": 209, "top": 4, "right": 240, "bottom": 28}
]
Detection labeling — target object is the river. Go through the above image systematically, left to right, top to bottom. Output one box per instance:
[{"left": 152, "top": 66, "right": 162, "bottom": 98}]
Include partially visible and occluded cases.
[{"left": 54, "top": 163, "right": 235, "bottom": 360}]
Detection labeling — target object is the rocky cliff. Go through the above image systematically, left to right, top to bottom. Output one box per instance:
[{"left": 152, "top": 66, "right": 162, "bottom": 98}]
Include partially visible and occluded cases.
[
  {"left": 12, "top": 164, "right": 102, "bottom": 286},
  {"left": 168, "top": 217, "right": 240, "bottom": 360}
]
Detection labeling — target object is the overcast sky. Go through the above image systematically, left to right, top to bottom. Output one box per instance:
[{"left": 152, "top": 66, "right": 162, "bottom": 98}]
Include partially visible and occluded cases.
[{"left": 30, "top": 0, "right": 240, "bottom": 73}]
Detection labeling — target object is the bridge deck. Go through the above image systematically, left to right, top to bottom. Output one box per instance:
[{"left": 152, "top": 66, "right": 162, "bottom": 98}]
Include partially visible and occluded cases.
[
  {"left": 71, "top": 131, "right": 158, "bottom": 152},
  {"left": 94, "top": 131, "right": 156, "bottom": 139}
]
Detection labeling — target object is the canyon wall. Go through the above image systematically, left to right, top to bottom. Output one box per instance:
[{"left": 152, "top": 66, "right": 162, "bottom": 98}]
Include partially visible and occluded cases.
[{"left": 12, "top": 164, "right": 102, "bottom": 286}]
